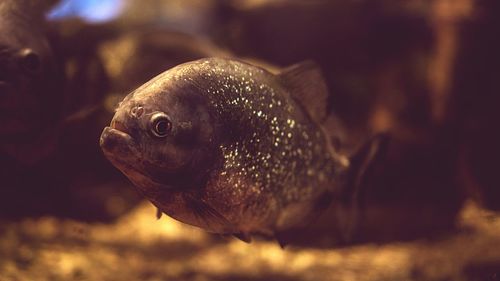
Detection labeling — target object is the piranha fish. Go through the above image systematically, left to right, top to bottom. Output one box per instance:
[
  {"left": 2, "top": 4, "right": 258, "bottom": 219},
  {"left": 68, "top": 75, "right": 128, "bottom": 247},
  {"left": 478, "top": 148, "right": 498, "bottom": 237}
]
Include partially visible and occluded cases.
[
  {"left": 0, "top": 0, "right": 63, "bottom": 164},
  {"left": 100, "top": 58, "right": 376, "bottom": 244}
]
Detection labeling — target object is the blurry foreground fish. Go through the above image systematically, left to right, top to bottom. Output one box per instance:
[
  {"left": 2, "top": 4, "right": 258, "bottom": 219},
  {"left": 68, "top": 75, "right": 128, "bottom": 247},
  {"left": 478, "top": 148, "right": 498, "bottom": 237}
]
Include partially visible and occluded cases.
[{"left": 100, "top": 58, "right": 378, "bottom": 245}]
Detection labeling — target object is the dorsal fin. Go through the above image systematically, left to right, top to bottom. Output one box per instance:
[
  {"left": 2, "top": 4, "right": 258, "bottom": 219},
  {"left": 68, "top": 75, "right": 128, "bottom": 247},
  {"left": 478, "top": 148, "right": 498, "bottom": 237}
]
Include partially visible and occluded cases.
[{"left": 278, "top": 60, "right": 329, "bottom": 123}]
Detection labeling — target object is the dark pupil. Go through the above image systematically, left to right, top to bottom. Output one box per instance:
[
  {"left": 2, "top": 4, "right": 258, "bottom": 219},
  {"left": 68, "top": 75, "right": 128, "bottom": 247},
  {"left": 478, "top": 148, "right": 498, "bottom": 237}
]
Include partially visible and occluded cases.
[{"left": 155, "top": 120, "right": 169, "bottom": 135}]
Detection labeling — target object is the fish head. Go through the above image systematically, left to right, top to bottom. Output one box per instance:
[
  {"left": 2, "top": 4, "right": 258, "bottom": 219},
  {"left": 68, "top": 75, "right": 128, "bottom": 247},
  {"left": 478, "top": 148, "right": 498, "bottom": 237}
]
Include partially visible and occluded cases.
[{"left": 100, "top": 70, "right": 219, "bottom": 195}]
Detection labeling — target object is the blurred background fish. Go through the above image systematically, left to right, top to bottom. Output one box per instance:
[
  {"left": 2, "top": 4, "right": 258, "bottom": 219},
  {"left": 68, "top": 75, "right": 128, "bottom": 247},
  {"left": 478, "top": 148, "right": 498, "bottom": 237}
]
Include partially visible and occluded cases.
[{"left": 0, "top": 0, "right": 63, "bottom": 164}]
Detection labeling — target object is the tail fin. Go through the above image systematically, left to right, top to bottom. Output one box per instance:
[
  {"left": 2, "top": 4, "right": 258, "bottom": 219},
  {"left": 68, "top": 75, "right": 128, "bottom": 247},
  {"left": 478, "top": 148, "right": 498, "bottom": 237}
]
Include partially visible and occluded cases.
[{"left": 334, "top": 133, "right": 389, "bottom": 243}]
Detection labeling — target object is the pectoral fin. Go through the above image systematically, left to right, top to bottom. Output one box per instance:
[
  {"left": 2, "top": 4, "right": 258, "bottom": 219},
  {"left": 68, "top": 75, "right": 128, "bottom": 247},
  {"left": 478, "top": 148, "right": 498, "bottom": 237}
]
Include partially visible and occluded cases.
[{"left": 184, "top": 195, "right": 231, "bottom": 230}]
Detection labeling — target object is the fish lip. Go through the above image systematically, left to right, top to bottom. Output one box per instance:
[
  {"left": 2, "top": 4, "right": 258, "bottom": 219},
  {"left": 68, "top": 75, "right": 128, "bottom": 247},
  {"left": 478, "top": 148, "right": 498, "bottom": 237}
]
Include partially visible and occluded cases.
[
  {"left": 100, "top": 126, "right": 138, "bottom": 155},
  {"left": 101, "top": 126, "right": 132, "bottom": 140}
]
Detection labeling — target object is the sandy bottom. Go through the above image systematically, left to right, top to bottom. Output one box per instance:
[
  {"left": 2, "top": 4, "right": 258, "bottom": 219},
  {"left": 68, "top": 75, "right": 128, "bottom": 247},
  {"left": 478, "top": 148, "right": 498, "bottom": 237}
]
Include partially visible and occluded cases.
[{"left": 0, "top": 201, "right": 499, "bottom": 281}]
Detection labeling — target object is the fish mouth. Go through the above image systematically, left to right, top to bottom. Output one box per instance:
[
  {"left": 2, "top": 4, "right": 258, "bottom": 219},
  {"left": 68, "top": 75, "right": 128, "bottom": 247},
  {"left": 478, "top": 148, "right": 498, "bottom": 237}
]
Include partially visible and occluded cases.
[
  {"left": 100, "top": 126, "right": 137, "bottom": 155},
  {"left": 100, "top": 126, "right": 143, "bottom": 176}
]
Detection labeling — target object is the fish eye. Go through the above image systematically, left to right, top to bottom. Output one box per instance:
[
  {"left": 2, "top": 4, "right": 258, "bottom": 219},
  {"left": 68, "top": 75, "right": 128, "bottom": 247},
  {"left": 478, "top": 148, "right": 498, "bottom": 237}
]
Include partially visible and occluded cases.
[
  {"left": 19, "top": 49, "right": 41, "bottom": 73},
  {"left": 149, "top": 112, "right": 172, "bottom": 138}
]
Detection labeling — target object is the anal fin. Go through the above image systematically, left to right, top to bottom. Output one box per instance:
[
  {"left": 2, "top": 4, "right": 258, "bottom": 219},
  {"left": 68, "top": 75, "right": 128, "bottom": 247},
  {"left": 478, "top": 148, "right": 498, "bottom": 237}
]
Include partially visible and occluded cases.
[{"left": 274, "top": 233, "right": 288, "bottom": 249}]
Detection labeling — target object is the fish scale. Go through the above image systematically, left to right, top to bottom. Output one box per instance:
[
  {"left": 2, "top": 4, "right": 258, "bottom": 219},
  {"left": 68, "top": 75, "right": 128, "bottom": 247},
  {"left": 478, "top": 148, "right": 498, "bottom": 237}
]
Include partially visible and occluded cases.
[{"left": 192, "top": 59, "right": 337, "bottom": 205}]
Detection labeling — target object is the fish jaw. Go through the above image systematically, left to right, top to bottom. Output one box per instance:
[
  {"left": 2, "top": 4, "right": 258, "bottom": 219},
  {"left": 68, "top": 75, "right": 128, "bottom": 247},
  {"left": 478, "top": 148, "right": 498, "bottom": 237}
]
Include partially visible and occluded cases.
[
  {"left": 100, "top": 126, "right": 144, "bottom": 181},
  {"left": 100, "top": 126, "right": 138, "bottom": 158},
  {"left": 100, "top": 126, "right": 172, "bottom": 198}
]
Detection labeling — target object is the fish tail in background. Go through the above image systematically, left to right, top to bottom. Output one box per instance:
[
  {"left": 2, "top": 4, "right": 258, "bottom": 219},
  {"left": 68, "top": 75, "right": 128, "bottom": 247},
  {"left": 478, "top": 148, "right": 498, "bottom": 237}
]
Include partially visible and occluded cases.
[{"left": 333, "top": 133, "right": 389, "bottom": 243}]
